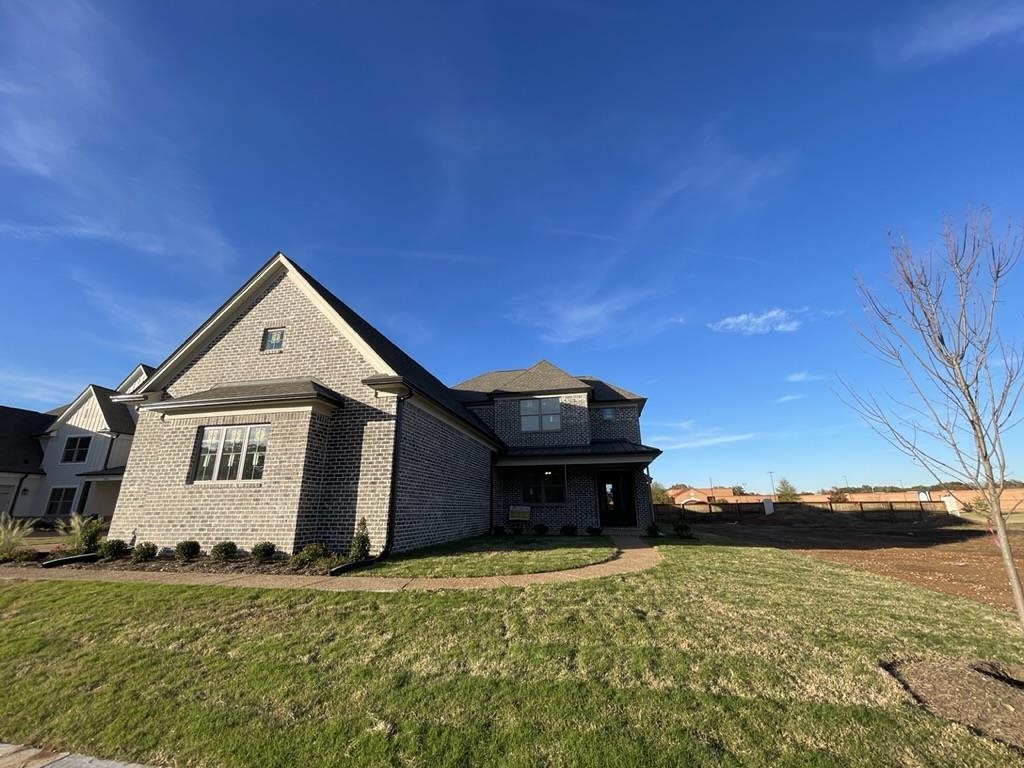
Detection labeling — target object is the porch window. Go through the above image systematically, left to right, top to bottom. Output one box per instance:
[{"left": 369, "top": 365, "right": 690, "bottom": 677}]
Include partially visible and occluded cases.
[
  {"left": 520, "top": 397, "right": 561, "bottom": 432},
  {"left": 193, "top": 424, "right": 271, "bottom": 482},
  {"left": 61, "top": 435, "right": 91, "bottom": 463},
  {"left": 522, "top": 469, "right": 565, "bottom": 504},
  {"left": 46, "top": 487, "right": 76, "bottom": 516}
]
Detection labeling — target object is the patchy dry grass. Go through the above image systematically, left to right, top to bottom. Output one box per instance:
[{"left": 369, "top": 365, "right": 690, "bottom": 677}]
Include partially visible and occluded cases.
[
  {"left": 357, "top": 535, "right": 616, "bottom": 577},
  {"left": 0, "top": 540, "right": 1022, "bottom": 766}
]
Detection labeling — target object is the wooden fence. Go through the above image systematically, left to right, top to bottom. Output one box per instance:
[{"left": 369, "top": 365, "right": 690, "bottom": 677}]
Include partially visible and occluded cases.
[{"left": 653, "top": 500, "right": 957, "bottom": 527}]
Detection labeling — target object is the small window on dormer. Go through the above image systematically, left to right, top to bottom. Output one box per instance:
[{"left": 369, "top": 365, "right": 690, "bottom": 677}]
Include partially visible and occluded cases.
[{"left": 261, "top": 327, "right": 285, "bottom": 351}]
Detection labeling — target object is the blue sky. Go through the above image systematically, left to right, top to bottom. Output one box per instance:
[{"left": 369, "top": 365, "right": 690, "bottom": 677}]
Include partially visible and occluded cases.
[{"left": 2, "top": 0, "right": 1024, "bottom": 492}]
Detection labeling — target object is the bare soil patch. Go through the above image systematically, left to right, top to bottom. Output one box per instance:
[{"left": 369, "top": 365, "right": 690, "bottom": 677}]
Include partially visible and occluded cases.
[
  {"left": 707, "top": 524, "right": 1024, "bottom": 611},
  {"left": 0, "top": 555, "right": 328, "bottom": 576},
  {"left": 886, "top": 659, "right": 1024, "bottom": 752}
]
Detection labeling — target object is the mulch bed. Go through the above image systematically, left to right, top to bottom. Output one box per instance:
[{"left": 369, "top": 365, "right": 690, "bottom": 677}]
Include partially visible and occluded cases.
[
  {"left": 1, "top": 555, "right": 334, "bottom": 577},
  {"left": 886, "top": 658, "right": 1024, "bottom": 752}
]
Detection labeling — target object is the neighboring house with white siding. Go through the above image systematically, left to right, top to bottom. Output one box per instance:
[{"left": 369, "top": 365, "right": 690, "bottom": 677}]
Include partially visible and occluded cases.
[{"left": 0, "top": 364, "right": 153, "bottom": 521}]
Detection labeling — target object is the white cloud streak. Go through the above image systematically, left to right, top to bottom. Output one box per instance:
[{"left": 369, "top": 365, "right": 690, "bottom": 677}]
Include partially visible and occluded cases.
[
  {"left": 879, "top": 1, "right": 1024, "bottom": 64},
  {"left": 708, "top": 308, "right": 801, "bottom": 335},
  {"left": 785, "top": 371, "right": 828, "bottom": 383},
  {"left": 776, "top": 394, "right": 804, "bottom": 403}
]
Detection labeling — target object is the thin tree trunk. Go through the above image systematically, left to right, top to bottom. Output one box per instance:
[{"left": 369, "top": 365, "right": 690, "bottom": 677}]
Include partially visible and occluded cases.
[{"left": 989, "top": 496, "right": 1024, "bottom": 631}]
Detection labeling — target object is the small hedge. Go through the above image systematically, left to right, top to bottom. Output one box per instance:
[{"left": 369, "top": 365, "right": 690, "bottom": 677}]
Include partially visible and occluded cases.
[
  {"left": 532, "top": 523, "right": 548, "bottom": 536},
  {"left": 559, "top": 524, "right": 577, "bottom": 536},
  {"left": 491, "top": 525, "right": 506, "bottom": 536},
  {"left": 586, "top": 526, "right": 603, "bottom": 536},
  {"left": 98, "top": 538, "right": 130, "bottom": 559},
  {"left": 175, "top": 540, "right": 201, "bottom": 561},
  {"left": 210, "top": 541, "right": 238, "bottom": 562},
  {"left": 251, "top": 541, "right": 276, "bottom": 562},
  {"left": 131, "top": 542, "right": 158, "bottom": 562},
  {"left": 290, "top": 542, "right": 331, "bottom": 568}
]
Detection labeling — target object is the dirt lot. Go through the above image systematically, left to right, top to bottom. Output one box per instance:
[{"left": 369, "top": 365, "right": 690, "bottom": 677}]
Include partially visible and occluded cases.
[{"left": 707, "top": 523, "right": 1024, "bottom": 612}]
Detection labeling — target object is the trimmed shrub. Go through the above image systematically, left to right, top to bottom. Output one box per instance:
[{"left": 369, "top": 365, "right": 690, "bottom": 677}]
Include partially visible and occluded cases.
[
  {"left": 349, "top": 517, "right": 371, "bottom": 560},
  {"left": 672, "top": 519, "right": 695, "bottom": 539},
  {"left": 532, "top": 523, "right": 548, "bottom": 536},
  {"left": 646, "top": 523, "right": 660, "bottom": 537},
  {"left": 559, "top": 524, "right": 577, "bottom": 536},
  {"left": 491, "top": 525, "right": 506, "bottom": 536},
  {"left": 585, "top": 526, "right": 603, "bottom": 536},
  {"left": 98, "top": 538, "right": 130, "bottom": 559},
  {"left": 175, "top": 540, "right": 201, "bottom": 562},
  {"left": 210, "top": 541, "right": 238, "bottom": 562},
  {"left": 251, "top": 541, "right": 276, "bottom": 562},
  {"left": 131, "top": 542, "right": 158, "bottom": 562},
  {"left": 290, "top": 542, "right": 331, "bottom": 568},
  {"left": 12, "top": 547, "right": 41, "bottom": 563}
]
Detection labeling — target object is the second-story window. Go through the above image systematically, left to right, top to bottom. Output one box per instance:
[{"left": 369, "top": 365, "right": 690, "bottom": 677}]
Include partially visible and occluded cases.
[
  {"left": 520, "top": 397, "right": 561, "bottom": 432},
  {"left": 61, "top": 436, "right": 91, "bottom": 463}
]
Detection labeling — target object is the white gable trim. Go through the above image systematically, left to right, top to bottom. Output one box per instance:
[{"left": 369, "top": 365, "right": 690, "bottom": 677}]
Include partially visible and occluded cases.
[
  {"left": 140, "top": 253, "right": 395, "bottom": 394},
  {"left": 47, "top": 386, "right": 109, "bottom": 434}
]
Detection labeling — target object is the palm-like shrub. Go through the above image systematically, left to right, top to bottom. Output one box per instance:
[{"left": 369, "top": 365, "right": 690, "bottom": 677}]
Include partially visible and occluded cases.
[{"left": 0, "top": 513, "right": 36, "bottom": 559}]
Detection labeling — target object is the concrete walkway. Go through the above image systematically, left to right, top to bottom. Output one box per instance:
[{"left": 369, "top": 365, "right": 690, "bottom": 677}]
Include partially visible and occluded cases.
[
  {"left": 0, "top": 535, "right": 660, "bottom": 593},
  {"left": 0, "top": 743, "right": 155, "bottom": 767}
]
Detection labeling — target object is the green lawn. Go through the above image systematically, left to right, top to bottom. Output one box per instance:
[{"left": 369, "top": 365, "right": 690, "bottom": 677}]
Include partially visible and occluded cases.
[
  {"left": 355, "top": 535, "right": 616, "bottom": 577},
  {"left": 1, "top": 540, "right": 1022, "bottom": 767}
]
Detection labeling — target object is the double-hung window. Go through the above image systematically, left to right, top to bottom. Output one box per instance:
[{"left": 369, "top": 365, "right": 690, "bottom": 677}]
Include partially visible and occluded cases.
[
  {"left": 520, "top": 397, "right": 561, "bottom": 432},
  {"left": 194, "top": 425, "right": 271, "bottom": 482},
  {"left": 61, "top": 435, "right": 91, "bottom": 463},
  {"left": 522, "top": 469, "right": 565, "bottom": 504},
  {"left": 46, "top": 487, "right": 76, "bottom": 516}
]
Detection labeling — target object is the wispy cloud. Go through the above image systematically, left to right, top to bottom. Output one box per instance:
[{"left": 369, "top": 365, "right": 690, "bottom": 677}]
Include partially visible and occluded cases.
[
  {"left": 0, "top": 0, "right": 236, "bottom": 267},
  {"left": 878, "top": 1, "right": 1024, "bottom": 65},
  {"left": 631, "top": 132, "right": 795, "bottom": 230},
  {"left": 539, "top": 226, "right": 625, "bottom": 243},
  {"left": 330, "top": 244, "right": 503, "bottom": 265},
  {"left": 70, "top": 272, "right": 207, "bottom": 361},
  {"left": 512, "top": 287, "right": 685, "bottom": 345},
  {"left": 709, "top": 308, "right": 802, "bottom": 335},
  {"left": 0, "top": 370, "right": 88, "bottom": 407},
  {"left": 785, "top": 371, "right": 828, "bottom": 383},
  {"left": 776, "top": 394, "right": 804, "bottom": 403},
  {"left": 647, "top": 420, "right": 756, "bottom": 450}
]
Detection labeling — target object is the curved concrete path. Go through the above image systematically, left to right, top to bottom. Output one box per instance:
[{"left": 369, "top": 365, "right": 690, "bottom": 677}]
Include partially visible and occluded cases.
[{"left": 0, "top": 535, "right": 661, "bottom": 593}]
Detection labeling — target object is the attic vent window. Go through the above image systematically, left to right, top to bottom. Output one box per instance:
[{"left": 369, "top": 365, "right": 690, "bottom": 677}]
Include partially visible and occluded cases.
[
  {"left": 261, "top": 327, "right": 285, "bottom": 351},
  {"left": 600, "top": 407, "right": 616, "bottom": 422}
]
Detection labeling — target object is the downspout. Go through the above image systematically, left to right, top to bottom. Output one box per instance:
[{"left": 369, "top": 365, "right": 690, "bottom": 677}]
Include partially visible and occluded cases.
[
  {"left": 330, "top": 388, "right": 411, "bottom": 575},
  {"left": 8, "top": 473, "right": 29, "bottom": 516}
]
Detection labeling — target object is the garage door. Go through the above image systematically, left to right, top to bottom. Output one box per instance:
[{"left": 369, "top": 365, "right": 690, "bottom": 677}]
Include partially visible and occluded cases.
[{"left": 0, "top": 485, "right": 13, "bottom": 514}]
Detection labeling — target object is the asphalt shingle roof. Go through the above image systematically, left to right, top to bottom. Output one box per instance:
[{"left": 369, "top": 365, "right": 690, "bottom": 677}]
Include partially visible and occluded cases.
[
  {"left": 453, "top": 361, "right": 646, "bottom": 407},
  {"left": 161, "top": 378, "right": 345, "bottom": 406},
  {"left": 91, "top": 385, "right": 138, "bottom": 435},
  {"left": 0, "top": 405, "right": 55, "bottom": 474},
  {"left": 501, "top": 439, "right": 661, "bottom": 458}
]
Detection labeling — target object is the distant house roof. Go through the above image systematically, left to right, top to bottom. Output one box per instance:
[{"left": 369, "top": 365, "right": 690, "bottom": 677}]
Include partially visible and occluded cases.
[
  {"left": 453, "top": 360, "right": 646, "bottom": 410},
  {"left": 47, "top": 385, "right": 138, "bottom": 436},
  {"left": 0, "top": 405, "right": 55, "bottom": 474},
  {"left": 668, "top": 486, "right": 738, "bottom": 502}
]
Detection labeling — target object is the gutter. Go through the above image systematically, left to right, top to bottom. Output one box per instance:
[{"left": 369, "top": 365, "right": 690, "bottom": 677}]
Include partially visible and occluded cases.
[{"left": 330, "top": 387, "right": 411, "bottom": 575}]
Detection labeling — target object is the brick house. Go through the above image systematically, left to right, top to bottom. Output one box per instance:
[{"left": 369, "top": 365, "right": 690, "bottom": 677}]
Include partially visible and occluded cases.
[{"left": 108, "top": 253, "right": 660, "bottom": 555}]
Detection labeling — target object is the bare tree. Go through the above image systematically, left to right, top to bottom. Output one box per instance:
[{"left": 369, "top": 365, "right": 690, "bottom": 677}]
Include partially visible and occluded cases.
[{"left": 845, "top": 210, "right": 1024, "bottom": 633}]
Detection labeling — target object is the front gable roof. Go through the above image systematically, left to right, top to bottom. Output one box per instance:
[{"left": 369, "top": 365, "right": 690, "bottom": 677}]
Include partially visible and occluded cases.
[
  {"left": 135, "top": 253, "right": 495, "bottom": 441},
  {"left": 48, "top": 385, "right": 137, "bottom": 436}
]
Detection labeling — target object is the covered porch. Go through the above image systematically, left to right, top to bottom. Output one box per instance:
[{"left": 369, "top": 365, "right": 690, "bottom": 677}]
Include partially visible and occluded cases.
[
  {"left": 493, "top": 440, "right": 661, "bottom": 531},
  {"left": 75, "top": 466, "right": 126, "bottom": 520}
]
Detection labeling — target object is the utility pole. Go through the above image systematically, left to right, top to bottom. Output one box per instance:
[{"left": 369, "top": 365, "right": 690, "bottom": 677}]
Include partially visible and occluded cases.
[{"left": 768, "top": 471, "right": 776, "bottom": 501}]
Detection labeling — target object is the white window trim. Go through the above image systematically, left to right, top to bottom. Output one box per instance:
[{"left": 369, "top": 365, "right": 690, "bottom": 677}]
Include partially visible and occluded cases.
[
  {"left": 519, "top": 397, "right": 562, "bottom": 433},
  {"left": 193, "top": 424, "right": 271, "bottom": 484},
  {"left": 59, "top": 435, "right": 92, "bottom": 464}
]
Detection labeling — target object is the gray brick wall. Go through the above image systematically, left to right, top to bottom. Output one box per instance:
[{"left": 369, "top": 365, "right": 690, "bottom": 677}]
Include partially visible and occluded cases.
[
  {"left": 110, "top": 271, "right": 396, "bottom": 554},
  {"left": 494, "top": 393, "right": 591, "bottom": 447},
  {"left": 392, "top": 401, "right": 493, "bottom": 552},
  {"left": 589, "top": 404, "right": 642, "bottom": 443},
  {"left": 496, "top": 467, "right": 600, "bottom": 530}
]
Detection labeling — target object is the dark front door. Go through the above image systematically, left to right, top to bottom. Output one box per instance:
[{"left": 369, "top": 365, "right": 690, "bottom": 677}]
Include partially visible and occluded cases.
[{"left": 596, "top": 471, "right": 636, "bottom": 527}]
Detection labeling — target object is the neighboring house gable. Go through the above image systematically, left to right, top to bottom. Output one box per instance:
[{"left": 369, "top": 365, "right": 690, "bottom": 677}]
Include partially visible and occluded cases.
[{"left": 0, "top": 406, "right": 55, "bottom": 517}]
